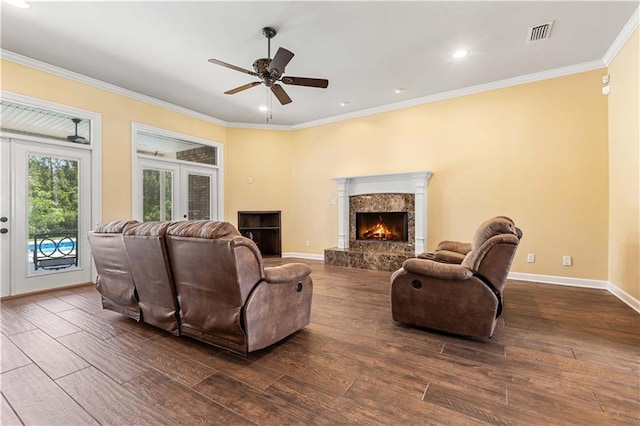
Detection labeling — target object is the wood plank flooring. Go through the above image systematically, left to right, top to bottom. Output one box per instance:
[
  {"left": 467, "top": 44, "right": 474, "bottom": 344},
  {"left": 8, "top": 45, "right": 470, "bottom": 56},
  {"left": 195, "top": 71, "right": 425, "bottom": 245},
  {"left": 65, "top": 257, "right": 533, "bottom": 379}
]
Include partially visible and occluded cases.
[{"left": 1, "top": 259, "right": 638, "bottom": 425}]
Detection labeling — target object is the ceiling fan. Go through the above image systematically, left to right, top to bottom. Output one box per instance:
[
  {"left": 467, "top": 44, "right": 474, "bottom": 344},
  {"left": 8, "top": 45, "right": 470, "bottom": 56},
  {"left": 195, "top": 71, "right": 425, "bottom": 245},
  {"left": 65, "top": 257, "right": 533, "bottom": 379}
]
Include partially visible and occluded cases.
[
  {"left": 208, "top": 27, "right": 329, "bottom": 105},
  {"left": 67, "top": 118, "right": 88, "bottom": 144}
]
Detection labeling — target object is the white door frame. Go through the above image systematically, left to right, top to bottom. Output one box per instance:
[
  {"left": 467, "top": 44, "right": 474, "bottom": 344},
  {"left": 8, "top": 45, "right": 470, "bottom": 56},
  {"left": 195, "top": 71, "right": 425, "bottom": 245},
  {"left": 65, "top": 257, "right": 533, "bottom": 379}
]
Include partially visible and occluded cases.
[
  {"left": 0, "top": 91, "right": 102, "bottom": 296},
  {"left": 131, "top": 122, "right": 223, "bottom": 222},
  {"left": 0, "top": 139, "right": 10, "bottom": 296},
  {"left": 134, "top": 157, "right": 218, "bottom": 221}
]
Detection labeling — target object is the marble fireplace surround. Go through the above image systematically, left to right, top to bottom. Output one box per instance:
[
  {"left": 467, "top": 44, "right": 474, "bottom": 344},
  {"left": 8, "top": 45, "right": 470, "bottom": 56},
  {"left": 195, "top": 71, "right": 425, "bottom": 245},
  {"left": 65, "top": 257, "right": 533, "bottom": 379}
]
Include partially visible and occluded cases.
[{"left": 325, "top": 171, "right": 432, "bottom": 271}]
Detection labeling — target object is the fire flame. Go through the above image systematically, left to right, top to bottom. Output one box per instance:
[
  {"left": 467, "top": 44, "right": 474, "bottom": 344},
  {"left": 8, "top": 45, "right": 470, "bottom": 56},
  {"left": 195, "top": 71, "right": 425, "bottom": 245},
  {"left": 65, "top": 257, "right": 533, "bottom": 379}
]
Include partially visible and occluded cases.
[{"left": 361, "top": 216, "right": 398, "bottom": 240}]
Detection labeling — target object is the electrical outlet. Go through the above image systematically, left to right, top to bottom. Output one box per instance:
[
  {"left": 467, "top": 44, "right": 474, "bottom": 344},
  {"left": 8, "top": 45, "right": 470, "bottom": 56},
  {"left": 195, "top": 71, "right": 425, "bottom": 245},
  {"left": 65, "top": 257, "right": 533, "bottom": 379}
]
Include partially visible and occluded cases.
[
  {"left": 247, "top": 176, "right": 253, "bottom": 184},
  {"left": 305, "top": 240, "right": 310, "bottom": 247},
  {"left": 527, "top": 254, "right": 535, "bottom": 263},
  {"left": 562, "top": 256, "right": 572, "bottom": 266}
]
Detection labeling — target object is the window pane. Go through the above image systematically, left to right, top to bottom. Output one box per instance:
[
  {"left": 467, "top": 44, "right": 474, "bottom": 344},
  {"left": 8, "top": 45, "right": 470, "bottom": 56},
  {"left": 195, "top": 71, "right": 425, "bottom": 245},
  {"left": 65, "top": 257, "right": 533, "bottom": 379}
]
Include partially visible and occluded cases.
[
  {"left": 1, "top": 101, "right": 91, "bottom": 145},
  {"left": 136, "top": 131, "right": 216, "bottom": 166},
  {"left": 28, "top": 155, "right": 79, "bottom": 274},
  {"left": 143, "top": 169, "right": 173, "bottom": 222},
  {"left": 143, "top": 169, "right": 160, "bottom": 221},
  {"left": 164, "top": 171, "right": 173, "bottom": 220},
  {"left": 188, "top": 174, "right": 210, "bottom": 220}
]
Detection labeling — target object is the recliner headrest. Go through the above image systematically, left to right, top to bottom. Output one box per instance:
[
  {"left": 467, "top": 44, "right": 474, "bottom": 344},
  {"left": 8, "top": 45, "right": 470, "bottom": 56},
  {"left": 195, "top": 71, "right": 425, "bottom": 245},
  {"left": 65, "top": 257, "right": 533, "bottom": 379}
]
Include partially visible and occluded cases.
[
  {"left": 471, "top": 217, "right": 520, "bottom": 250},
  {"left": 93, "top": 220, "right": 139, "bottom": 234},
  {"left": 166, "top": 220, "right": 241, "bottom": 239},
  {"left": 123, "top": 221, "right": 173, "bottom": 237}
]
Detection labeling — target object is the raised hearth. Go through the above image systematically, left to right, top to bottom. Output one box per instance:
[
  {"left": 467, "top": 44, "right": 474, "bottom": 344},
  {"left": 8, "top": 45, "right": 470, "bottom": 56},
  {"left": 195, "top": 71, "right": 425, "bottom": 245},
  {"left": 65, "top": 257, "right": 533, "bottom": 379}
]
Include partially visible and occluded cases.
[{"left": 325, "top": 171, "right": 432, "bottom": 271}]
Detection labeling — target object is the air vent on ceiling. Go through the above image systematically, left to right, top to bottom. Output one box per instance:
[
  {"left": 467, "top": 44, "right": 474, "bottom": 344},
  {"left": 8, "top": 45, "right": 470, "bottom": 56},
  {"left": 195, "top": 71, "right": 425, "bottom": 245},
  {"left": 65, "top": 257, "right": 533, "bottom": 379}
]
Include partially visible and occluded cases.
[{"left": 527, "top": 21, "right": 554, "bottom": 43}]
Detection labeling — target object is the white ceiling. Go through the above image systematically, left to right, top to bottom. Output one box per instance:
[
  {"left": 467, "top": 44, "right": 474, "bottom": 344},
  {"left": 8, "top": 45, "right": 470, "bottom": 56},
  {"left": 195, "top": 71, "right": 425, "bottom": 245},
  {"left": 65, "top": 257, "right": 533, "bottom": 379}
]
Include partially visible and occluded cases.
[{"left": 1, "top": 1, "right": 637, "bottom": 127}]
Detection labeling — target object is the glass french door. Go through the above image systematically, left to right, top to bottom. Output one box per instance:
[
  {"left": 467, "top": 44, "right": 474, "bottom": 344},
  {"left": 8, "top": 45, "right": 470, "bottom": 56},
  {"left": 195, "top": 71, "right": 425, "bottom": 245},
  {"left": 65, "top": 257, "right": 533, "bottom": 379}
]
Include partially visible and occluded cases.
[
  {"left": 0, "top": 138, "right": 92, "bottom": 295},
  {"left": 137, "top": 158, "right": 217, "bottom": 222}
]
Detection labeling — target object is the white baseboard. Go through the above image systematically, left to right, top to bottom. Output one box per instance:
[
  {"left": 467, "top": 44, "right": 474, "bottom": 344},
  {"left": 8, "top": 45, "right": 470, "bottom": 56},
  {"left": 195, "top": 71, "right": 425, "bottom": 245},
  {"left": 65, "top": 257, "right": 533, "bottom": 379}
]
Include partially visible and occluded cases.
[
  {"left": 282, "top": 252, "right": 325, "bottom": 261},
  {"left": 508, "top": 272, "right": 608, "bottom": 288},
  {"left": 509, "top": 272, "right": 640, "bottom": 314},
  {"left": 607, "top": 281, "right": 640, "bottom": 313}
]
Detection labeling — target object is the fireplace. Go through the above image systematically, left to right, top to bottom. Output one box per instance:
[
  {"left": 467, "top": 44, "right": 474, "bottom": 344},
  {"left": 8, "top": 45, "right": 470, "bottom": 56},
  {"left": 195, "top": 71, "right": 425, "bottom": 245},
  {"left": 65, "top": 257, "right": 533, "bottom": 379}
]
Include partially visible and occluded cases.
[
  {"left": 325, "top": 171, "right": 433, "bottom": 271},
  {"left": 356, "top": 212, "right": 408, "bottom": 242}
]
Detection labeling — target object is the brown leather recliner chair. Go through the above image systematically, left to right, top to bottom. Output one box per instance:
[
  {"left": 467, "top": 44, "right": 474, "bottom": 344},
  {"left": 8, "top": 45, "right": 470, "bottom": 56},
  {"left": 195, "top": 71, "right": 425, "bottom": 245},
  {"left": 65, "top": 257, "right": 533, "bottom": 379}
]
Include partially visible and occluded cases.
[
  {"left": 419, "top": 216, "right": 518, "bottom": 264},
  {"left": 390, "top": 217, "right": 522, "bottom": 338},
  {"left": 87, "top": 220, "right": 140, "bottom": 320},
  {"left": 165, "top": 220, "right": 313, "bottom": 354},
  {"left": 122, "top": 221, "right": 180, "bottom": 335}
]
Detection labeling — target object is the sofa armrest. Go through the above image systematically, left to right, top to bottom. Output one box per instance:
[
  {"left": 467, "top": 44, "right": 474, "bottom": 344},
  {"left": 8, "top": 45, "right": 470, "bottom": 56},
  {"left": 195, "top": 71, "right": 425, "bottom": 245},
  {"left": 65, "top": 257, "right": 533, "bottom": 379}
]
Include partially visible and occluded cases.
[
  {"left": 435, "top": 240, "right": 472, "bottom": 254},
  {"left": 418, "top": 250, "right": 466, "bottom": 264},
  {"left": 402, "top": 258, "right": 473, "bottom": 280},
  {"left": 264, "top": 263, "right": 312, "bottom": 284}
]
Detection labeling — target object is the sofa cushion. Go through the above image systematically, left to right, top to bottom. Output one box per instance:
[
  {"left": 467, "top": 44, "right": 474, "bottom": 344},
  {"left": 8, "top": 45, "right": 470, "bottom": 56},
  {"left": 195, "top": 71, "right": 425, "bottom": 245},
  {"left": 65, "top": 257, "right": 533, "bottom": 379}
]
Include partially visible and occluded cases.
[{"left": 122, "top": 221, "right": 179, "bottom": 335}]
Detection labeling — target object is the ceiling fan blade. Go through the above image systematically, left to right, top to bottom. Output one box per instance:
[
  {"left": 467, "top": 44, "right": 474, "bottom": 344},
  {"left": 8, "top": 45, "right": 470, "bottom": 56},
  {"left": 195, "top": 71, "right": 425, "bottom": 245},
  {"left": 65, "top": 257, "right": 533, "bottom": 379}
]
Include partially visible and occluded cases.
[
  {"left": 268, "top": 47, "right": 294, "bottom": 74},
  {"left": 208, "top": 58, "right": 259, "bottom": 77},
  {"left": 281, "top": 76, "right": 329, "bottom": 89},
  {"left": 224, "top": 81, "right": 262, "bottom": 95},
  {"left": 271, "top": 84, "right": 292, "bottom": 105}
]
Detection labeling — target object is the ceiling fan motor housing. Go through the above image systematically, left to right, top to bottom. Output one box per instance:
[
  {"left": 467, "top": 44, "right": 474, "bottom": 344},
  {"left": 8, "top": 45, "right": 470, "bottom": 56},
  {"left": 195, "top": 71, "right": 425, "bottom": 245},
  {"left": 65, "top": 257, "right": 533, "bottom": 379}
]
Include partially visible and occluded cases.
[{"left": 253, "top": 58, "right": 281, "bottom": 86}]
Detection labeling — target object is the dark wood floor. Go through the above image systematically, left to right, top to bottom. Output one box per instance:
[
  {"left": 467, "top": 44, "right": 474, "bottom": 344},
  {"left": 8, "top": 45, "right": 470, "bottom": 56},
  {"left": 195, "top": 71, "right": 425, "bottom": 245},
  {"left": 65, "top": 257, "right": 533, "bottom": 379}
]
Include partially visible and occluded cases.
[{"left": 1, "top": 259, "right": 638, "bottom": 425}]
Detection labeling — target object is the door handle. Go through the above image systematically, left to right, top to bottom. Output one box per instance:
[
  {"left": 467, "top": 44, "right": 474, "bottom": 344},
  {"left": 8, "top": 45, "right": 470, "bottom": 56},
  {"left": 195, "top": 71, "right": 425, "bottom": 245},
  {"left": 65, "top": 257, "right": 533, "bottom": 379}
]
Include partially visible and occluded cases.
[
  {"left": 0, "top": 217, "right": 7, "bottom": 222},
  {"left": 0, "top": 228, "right": 7, "bottom": 234}
]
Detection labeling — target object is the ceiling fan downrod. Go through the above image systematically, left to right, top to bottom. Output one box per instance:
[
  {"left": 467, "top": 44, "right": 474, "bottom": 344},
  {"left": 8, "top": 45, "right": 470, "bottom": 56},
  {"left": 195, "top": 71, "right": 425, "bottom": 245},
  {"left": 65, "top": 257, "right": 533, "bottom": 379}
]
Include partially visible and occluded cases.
[{"left": 262, "top": 27, "right": 277, "bottom": 59}]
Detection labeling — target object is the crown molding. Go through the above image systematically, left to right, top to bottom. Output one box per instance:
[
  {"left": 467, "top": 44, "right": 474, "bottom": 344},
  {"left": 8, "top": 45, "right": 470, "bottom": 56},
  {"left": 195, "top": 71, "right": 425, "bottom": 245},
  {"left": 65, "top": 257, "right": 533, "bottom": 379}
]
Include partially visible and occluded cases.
[
  {"left": 603, "top": 5, "right": 640, "bottom": 66},
  {"left": 1, "top": 49, "right": 229, "bottom": 128},
  {"left": 291, "top": 59, "right": 606, "bottom": 130},
  {"left": 226, "top": 121, "right": 293, "bottom": 131}
]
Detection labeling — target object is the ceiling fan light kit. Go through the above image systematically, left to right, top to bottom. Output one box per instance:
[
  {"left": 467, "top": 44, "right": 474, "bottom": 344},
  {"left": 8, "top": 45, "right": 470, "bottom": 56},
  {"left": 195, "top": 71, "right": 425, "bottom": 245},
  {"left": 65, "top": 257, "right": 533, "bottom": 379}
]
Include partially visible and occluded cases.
[{"left": 208, "top": 26, "right": 329, "bottom": 114}]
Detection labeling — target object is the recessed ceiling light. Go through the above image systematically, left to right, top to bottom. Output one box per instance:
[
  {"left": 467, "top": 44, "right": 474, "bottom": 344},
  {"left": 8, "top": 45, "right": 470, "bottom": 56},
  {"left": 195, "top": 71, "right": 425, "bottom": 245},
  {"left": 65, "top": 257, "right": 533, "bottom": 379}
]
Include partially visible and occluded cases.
[
  {"left": 3, "top": 0, "right": 30, "bottom": 8},
  {"left": 452, "top": 50, "right": 468, "bottom": 59},
  {"left": 394, "top": 88, "right": 405, "bottom": 94},
  {"left": 339, "top": 101, "right": 349, "bottom": 106},
  {"left": 258, "top": 105, "right": 268, "bottom": 112}
]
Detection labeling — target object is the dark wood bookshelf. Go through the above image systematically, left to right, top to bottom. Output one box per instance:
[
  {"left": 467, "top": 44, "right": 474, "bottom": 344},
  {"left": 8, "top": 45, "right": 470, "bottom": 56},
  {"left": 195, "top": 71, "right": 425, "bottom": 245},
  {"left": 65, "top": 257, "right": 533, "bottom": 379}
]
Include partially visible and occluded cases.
[{"left": 238, "top": 211, "right": 281, "bottom": 257}]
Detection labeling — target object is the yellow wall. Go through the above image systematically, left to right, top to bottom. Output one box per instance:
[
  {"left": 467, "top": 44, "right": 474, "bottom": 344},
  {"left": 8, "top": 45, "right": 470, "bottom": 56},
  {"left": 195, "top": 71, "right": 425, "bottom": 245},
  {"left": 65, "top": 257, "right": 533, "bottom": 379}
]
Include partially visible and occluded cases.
[
  {"left": 608, "top": 28, "right": 640, "bottom": 300},
  {"left": 0, "top": 59, "right": 227, "bottom": 222},
  {"left": 0, "top": 59, "right": 616, "bottom": 282},
  {"left": 289, "top": 70, "right": 610, "bottom": 280},
  {"left": 224, "top": 128, "right": 294, "bottom": 245}
]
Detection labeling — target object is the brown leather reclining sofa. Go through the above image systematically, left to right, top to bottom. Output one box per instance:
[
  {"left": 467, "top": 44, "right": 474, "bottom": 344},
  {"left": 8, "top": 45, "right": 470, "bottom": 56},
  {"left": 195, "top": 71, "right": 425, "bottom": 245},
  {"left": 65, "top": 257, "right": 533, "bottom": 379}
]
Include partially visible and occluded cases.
[{"left": 87, "top": 220, "right": 313, "bottom": 354}]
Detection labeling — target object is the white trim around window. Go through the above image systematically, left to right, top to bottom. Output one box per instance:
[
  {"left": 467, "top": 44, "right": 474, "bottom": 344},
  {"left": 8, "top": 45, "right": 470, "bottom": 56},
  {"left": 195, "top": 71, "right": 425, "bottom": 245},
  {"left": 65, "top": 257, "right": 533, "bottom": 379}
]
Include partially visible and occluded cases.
[
  {"left": 0, "top": 90, "right": 102, "bottom": 285},
  {"left": 130, "top": 122, "right": 224, "bottom": 222}
]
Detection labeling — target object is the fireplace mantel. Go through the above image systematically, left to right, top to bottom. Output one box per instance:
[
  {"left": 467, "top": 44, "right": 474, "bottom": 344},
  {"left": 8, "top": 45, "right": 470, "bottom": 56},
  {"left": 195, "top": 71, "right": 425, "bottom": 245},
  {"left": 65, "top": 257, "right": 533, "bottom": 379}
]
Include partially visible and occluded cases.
[{"left": 332, "top": 171, "right": 433, "bottom": 254}]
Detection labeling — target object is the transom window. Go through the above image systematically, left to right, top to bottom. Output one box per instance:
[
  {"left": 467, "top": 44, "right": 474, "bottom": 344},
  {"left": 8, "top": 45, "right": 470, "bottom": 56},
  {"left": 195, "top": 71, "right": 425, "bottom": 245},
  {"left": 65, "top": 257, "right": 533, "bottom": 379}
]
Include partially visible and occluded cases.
[
  {"left": 1, "top": 100, "right": 91, "bottom": 145},
  {"left": 136, "top": 131, "right": 216, "bottom": 166}
]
